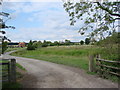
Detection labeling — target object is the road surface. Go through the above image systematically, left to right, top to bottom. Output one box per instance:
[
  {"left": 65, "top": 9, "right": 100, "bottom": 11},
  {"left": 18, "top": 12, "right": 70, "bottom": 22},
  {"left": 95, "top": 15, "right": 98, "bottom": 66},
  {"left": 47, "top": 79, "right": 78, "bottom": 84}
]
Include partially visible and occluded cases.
[{"left": 2, "top": 51, "right": 118, "bottom": 88}]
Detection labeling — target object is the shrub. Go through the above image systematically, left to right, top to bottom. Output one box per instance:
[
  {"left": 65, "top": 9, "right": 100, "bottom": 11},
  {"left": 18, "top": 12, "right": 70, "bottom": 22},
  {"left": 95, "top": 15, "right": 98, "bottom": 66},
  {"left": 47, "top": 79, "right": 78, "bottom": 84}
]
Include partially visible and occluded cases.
[
  {"left": 27, "top": 40, "right": 35, "bottom": 50},
  {"left": 41, "top": 43, "right": 48, "bottom": 47}
]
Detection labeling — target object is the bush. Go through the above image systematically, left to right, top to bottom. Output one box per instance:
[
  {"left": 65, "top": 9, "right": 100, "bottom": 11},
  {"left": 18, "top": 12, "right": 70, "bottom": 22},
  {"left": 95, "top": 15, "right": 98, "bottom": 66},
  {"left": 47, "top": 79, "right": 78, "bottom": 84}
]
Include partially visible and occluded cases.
[
  {"left": 27, "top": 40, "right": 35, "bottom": 50},
  {"left": 41, "top": 43, "right": 48, "bottom": 47}
]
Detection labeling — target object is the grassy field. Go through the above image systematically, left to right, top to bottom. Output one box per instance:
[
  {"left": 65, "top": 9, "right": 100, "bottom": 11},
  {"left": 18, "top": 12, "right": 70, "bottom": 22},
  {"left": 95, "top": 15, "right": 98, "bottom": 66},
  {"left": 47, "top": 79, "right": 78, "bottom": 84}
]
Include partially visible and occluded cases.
[{"left": 11, "top": 45, "right": 102, "bottom": 70}]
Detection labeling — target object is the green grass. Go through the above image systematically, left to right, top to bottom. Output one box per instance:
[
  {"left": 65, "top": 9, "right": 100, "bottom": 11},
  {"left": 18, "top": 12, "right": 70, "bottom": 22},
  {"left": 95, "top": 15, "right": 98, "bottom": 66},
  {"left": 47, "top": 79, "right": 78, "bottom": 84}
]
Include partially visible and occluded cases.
[
  {"left": 10, "top": 45, "right": 119, "bottom": 71},
  {"left": 11, "top": 45, "right": 102, "bottom": 70},
  {"left": 11, "top": 45, "right": 119, "bottom": 82},
  {"left": 0, "top": 47, "right": 26, "bottom": 89},
  {"left": 5, "top": 47, "right": 26, "bottom": 53},
  {"left": 0, "top": 60, "right": 26, "bottom": 89},
  {"left": 16, "top": 63, "right": 26, "bottom": 71},
  {"left": 87, "top": 71, "right": 96, "bottom": 75},
  {"left": 2, "top": 82, "right": 22, "bottom": 89}
]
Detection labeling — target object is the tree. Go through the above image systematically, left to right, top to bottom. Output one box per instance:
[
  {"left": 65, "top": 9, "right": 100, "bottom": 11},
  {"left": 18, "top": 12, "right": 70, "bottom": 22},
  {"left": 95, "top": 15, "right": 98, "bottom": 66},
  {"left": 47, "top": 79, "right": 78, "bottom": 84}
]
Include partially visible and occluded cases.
[
  {"left": 0, "top": 0, "right": 15, "bottom": 30},
  {"left": 0, "top": 1, "right": 15, "bottom": 54},
  {"left": 63, "top": 1, "right": 120, "bottom": 40},
  {"left": 0, "top": 12, "right": 15, "bottom": 30},
  {"left": 96, "top": 32, "right": 119, "bottom": 46},
  {"left": 85, "top": 38, "right": 90, "bottom": 45},
  {"left": 65, "top": 39, "right": 71, "bottom": 45},
  {"left": 27, "top": 40, "right": 35, "bottom": 50},
  {"left": 41, "top": 40, "right": 48, "bottom": 47},
  {"left": 80, "top": 40, "right": 84, "bottom": 45},
  {"left": 2, "top": 41, "right": 8, "bottom": 54},
  {"left": 33, "top": 41, "right": 42, "bottom": 48},
  {"left": 46, "top": 41, "right": 52, "bottom": 46},
  {"left": 54, "top": 41, "right": 59, "bottom": 46}
]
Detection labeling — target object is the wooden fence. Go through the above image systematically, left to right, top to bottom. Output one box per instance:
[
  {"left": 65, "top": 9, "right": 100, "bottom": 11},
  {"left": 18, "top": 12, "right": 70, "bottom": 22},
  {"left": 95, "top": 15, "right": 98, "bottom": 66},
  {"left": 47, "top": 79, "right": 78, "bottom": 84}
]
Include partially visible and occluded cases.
[
  {"left": 89, "top": 55, "right": 120, "bottom": 77},
  {"left": 0, "top": 58, "right": 16, "bottom": 83},
  {"left": 96, "top": 58, "right": 120, "bottom": 77}
]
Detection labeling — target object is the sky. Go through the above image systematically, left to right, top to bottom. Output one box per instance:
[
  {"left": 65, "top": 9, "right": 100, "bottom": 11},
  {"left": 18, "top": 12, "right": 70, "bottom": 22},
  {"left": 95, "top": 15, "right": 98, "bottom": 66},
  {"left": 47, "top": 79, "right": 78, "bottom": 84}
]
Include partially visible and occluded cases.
[
  {"left": 1, "top": 0, "right": 88, "bottom": 42},
  {"left": 1, "top": 0, "right": 118, "bottom": 42}
]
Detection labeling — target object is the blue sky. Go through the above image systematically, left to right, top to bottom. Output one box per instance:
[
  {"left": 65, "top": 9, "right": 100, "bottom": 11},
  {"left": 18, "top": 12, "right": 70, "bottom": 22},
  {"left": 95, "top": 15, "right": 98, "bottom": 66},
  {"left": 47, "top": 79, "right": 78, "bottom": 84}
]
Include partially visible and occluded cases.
[{"left": 2, "top": 1, "right": 87, "bottom": 42}]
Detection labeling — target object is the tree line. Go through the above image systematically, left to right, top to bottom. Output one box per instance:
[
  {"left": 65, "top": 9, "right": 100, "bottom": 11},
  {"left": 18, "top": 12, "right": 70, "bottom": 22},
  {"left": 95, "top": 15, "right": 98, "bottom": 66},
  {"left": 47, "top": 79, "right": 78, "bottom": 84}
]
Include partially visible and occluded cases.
[{"left": 27, "top": 38, "right": 91, "bottom": 50}]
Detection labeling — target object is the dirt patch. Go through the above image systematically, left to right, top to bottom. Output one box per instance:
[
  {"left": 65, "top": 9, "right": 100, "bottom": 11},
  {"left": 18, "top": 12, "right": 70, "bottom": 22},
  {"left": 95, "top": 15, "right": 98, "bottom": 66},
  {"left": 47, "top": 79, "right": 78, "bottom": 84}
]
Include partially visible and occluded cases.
[
  {"left": 16, "top": 66, "right": 39, "bottom": 88},
  {"left": 19, "top": 73, "right": 38, "bottom": 88}
]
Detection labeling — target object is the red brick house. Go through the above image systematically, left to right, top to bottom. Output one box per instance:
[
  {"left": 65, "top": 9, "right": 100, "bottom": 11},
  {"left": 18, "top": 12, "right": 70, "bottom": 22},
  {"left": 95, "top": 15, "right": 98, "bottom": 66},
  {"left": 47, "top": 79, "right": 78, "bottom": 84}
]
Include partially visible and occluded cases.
[{"left": 18, "top": 42, "right": 25, "bottom": 47}]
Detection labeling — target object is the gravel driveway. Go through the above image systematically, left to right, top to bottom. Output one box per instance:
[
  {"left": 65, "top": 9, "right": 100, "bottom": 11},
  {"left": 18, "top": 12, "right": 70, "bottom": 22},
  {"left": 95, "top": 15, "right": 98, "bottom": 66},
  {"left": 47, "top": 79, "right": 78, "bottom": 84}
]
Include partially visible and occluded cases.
[{"left": 2, "top": 51, "right": 118, "bottom": 88}]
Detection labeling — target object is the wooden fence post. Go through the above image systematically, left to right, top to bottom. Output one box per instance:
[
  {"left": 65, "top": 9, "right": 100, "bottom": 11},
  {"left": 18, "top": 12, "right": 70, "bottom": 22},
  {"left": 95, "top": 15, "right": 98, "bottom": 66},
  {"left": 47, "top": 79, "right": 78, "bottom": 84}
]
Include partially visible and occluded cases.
[
  {"left": 96, "top": 54, "right": 103, "bottom": 77},
  {"left": 96, "top": 54, "right": 100, "bottom": 59},
  {"left": 89, "top": 55, "right": 94, "bottom": 72},
  {"left": 10, "top": 59, "right": 16, "bottom": 83},
  {"left": 117, "top": 61, "right": 120, "bottom": 90},
  {"left": 8, "top": 62, "right": 11, "bottom": 82},
  {"left": 118, "top": 70, "right": 120, "bottom": 90}
]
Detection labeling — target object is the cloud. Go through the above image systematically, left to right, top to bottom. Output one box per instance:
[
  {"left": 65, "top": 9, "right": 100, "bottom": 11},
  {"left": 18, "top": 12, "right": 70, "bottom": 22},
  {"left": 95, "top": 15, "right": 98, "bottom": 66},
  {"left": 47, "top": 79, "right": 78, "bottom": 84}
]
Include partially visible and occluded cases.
[
  {"left": 4, "top": 0, "right": 62, "bottom": 2},
  {"left": 4, "top": 2, "right": 86, "bottom": 42},
  {"left": 6, "top": 26, "right": 84, "bottom": 42}
]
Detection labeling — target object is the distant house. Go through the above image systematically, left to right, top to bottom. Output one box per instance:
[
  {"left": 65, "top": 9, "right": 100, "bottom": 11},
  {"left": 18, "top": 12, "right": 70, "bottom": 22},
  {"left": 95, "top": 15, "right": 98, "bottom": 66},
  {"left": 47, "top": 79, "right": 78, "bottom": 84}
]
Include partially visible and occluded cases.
[{"left": 18, "top": 42, "right": 25, "bottom": 47}]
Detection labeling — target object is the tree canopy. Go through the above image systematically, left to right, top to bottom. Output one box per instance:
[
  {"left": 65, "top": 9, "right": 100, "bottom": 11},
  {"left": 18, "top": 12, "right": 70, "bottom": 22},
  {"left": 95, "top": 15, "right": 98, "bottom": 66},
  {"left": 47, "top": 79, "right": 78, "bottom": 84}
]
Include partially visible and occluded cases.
[
  {"left": 0, "top": 1, "right": 15, "bottom": 54},
  {"left": 0, "top": 1, "right": 15, "bottom": 39},
  {"left": 0, "top": 1, "right": 15, "bottom": 32},
  {"left": 63, "top": 1, "right": 120, "bottom": 40},
  {"left": 85, "top": 38, "right": 90, "bottom": 45},
  {"left": 80, "top": 40, "right": 84, "bottom": 45}
]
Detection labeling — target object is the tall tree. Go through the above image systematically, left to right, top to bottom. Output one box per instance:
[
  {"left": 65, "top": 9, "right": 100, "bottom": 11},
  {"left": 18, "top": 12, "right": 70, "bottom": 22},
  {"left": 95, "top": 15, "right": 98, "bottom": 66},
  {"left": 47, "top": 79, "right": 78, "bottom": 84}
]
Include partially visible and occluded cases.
[
  {"left": 0, "top": 1, "right": 15, "bottom": 54},
  {"left": 63, "top": 1, "right": 120, "bottom": 40},
  {"left": 85, "top": 38, "right": 90, "bottom": 45},
  {"left": 65, "top": 39, "right": 71, "bottom": 45},
  {"left": 80, "top": 40, "right": 84, "bottom": 45},
  {"left": 2, "top": 41, "right": 8, "bottom": 54},
  {"left": 54, "top": 41, "right": 59, "bottom": 46}
]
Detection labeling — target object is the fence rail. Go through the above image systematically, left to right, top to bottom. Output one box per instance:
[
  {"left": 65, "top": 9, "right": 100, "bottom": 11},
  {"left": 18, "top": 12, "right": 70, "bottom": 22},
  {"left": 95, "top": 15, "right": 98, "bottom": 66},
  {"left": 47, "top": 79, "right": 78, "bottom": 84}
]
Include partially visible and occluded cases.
[
  {"left": 89, "top": 55, "right": 120, "bottom": 77},
  {"left": 0, "top": 58, "right": 16, "bottom": 83},
  {"left": 96, "top": 58, "right": 120, "bottom": 77},
  {"left": 96, "top": 58, "right": 120, "bottom": 64}
]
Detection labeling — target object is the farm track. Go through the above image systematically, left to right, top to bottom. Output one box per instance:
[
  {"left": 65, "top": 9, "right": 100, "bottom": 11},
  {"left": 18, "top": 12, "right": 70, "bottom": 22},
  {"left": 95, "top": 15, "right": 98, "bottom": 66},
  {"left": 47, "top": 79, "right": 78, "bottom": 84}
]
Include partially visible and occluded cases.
[{"left": 2, "top": 51, "right": 118, "bottom": 88}]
